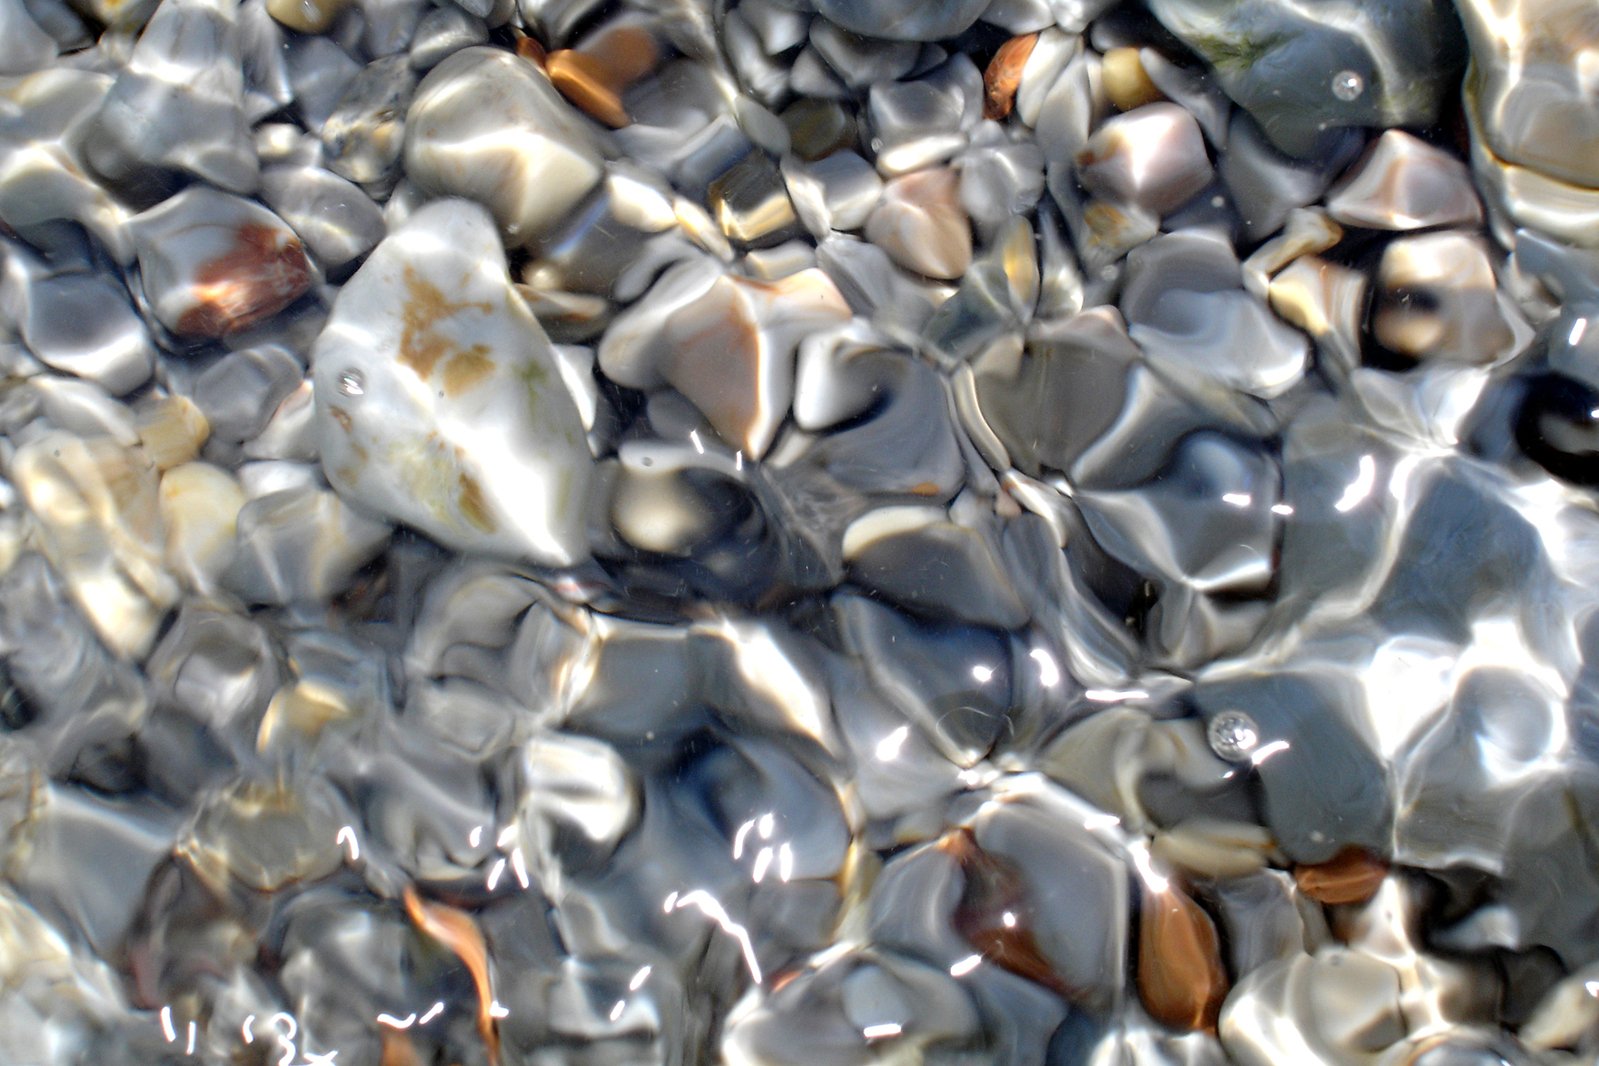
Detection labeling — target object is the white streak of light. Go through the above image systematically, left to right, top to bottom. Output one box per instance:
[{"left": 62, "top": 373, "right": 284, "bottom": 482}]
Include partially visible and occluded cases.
[
  {"left": 1571, "top": 317, "right": 1588, "bottom": 347},
  {"left": 689, "top": 430, "right": 705, "bottom": 455},
  {"left": 1334, "top": 454, "right": 1377, "bottom": 513},
  {"left": 1221, "top": 492, "right": 1252, "bottom": 507},
  {"left": 1271, "top": 503, "right": 1295, "bottom": 516},
  {"left": 1029, "top": 648, "right": 1060, "bottom": 688},
  {"left": 971, "top": 663, "right": 995, "bottom": 683},
  {"left": 1085, "top": 688, "right": 1148, "bottom": 702},
  {"left": 875, "top": 725, "right": 910, "bottom": 761},
  {"left": 1250, "top": 739, "right": 1291, "bottom": 766},
  {"left": 757, "top": 812, "right": 775, "bottom": 839},
  {"left": 1082, "top": 812, "right": 1121, "bottom": 831},
  {"left": 732, "top": 818, "right": 755, "bottom": 860},
  {"left": 336, "top": 825, "right": 359, "bottom": 862},
  {"left": 468, "top": 825, "right": 483, "bottom": 848},
  {"left": 497, "top": 825, "right": 518, "bottom": 849},
  {"left": 1129, "top": 840, "right": 1170, "bottom": 894},
  {"left": 778, "top": 841, "right": 794, "bottom": 883},
  {"left": 511, "top": 846, "right": 530, "bottom": 889},
  {"left": 752, "top": 846, "right": 773, "bottom": 883},
  {"left": 486, "top": 857, "right": 507, "bottom": 892},
  {"left": 666, "top": 889, "right": 764, "bottom": 984},
  {"left": 949, "top": 954, "right": 982, "bottom": 977},
  {"left": 629, "top": 965, "right": 652, "bottom": 991},
  {"left": 609, "top": 1000, "right": 626, "bottom": 1022},
  {"left": 488, "top": 1001, "right": 510, "bottom": 1019},
  {"left": 419, "top": 1002, "right": 445, "bottom": 1025},
  {"left": 161, "top": 1006, "right": 176, "bottom": 1043},
  {"left": 376, "top": 1013, "right": 416, "bottom": 1030},
  {"left": 242, "top": 1016, "right": 256, "bottom": 1045},
  {"left": 186, "top": 1021, "right": 197, "bottom": 1055},
  {"left": 863, "top": 1022, "right": 903, "bottom": 1040}
]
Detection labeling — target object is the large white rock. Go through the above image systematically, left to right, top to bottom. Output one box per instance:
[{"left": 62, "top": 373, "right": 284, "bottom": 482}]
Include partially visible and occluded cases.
[{"left": 312, "top": 198, "right": 595, "bottom": 567}]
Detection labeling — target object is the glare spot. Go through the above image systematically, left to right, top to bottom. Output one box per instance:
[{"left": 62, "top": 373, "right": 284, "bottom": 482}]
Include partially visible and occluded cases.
[
  {"left": 1571, "top": 317, "right": 1589, "bottom": 347},
  {"left": 689, "top": 429, "right": 705, "bottom": 455},
  {"left": 1334, "top": 454, "right": 1377, "bottom": 513},
  {"left": 1221, "top": 492, "right": 1252, "bottom": 508},
  {"left": 1271, "top": 503, "right": 1295, "bottom": 516},
  {"left": 1029, "top": 648, "right": 1060, "bottom": 688},
  {"left": 971, "top": 663, "right": 995, "bottom": 684},
  {"left": 875, "top": 725, "right": 910, "bottom": 761},
  {"left": 1249, "top": 739, "right": 1291, "bottom": 766},
  {"left": 335, "top": 825, "right": 359, "bottom": 862},
  {"left": 468, "top": 825, "right": 483, "bottom": 848},
  {"left": 1129, "top": 840, "right": 1170, "bottom": 894},
  {"left": 778, "top": 841, "right": 795, "bottom": 883},
  {"left": 665, "top": 889, "right": 764, "bottom": 984},
  {"left": 1001, "top": 911, "right": 1017, "bottom": 929},
  {"left": 949, "top": 954, "right": 983, "bottom": 977},
  {"left": 629, "top": 965, "right": 653, "bottom": 991},
  {"left": 609, "top": 999, "right": 626, "bottom": 1022},
  {"left": 418, "top": 1002, "right": 445, "bottom": 1025},
  {"left": 161, "top": 1005, "right": 177, "bottom": 1043},
  {"left": 376, "top": 1013, "right": 416, "bottom": 1030},
  {"left": 863, "top": 1022, "right": 904, "bottom": 1040}
]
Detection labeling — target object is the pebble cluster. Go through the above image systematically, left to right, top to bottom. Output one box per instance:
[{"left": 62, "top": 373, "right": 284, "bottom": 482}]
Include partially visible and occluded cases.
[{"left": 4, "top": 0, "right": 1599, "bottom": 1063}]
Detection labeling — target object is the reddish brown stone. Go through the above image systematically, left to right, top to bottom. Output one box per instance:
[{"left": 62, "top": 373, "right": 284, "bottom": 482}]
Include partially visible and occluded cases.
[
  {"left": 984, "top": 34, "right": 1038, "bottom": 121},
  {"left": 174, "top": 223, "right": 312, "bottom": 338},
  {"left": 1294, "top": 847, "right": 1389, "bottom": 906},
  {"left": 1137, "top": 884, "right": 1229, "bottom": 1032}
]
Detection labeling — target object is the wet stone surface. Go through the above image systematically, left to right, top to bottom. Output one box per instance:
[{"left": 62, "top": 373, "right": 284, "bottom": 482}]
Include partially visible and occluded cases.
[{"left": 3, "top": 0, "right": 1599, "bottom": 1064}]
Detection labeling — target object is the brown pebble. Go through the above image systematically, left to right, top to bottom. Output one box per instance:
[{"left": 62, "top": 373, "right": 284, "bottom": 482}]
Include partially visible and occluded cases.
[
  {"left": 546, "top": 26, "right": 659, "bottom": 129},
  {"left": 515, "top": 33, "right": 547, "bottom": 67},
  {"left": 984, "top": 33, "right": 1038, "bottom": 121},
  {"left": 547, "top": 50, "right": 630, "bottom": 128},
  {"left": 175, "top": 223, "right": 313, "bottom": 338},
  {"left": 1294, "top": 847, "right": 1389, "bottom": 905},
  {"left": 1137, "top": 884, "right": 1228, "bottom": 1032}
]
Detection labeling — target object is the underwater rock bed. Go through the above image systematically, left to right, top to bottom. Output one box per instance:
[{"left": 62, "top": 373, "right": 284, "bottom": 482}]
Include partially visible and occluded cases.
[{"left": 3, "top": 0, "right": 1599, "bottom": 1062}]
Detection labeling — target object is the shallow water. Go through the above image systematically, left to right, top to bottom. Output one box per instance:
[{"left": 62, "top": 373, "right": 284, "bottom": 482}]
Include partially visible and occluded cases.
[{"left": 3, "top": 0, "right": 1599, "bottom": 1063}]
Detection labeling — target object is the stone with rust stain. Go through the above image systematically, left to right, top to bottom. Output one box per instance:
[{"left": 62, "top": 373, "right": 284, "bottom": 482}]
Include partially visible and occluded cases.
[
  {"left": 545, "top": 23, "right": 658, "bottom": 129},
  {"left": 984, "top": 34, "right": 1037, "bottom": 121},
  {"left": 130, "top": 187, "right": 313, "bottom": 339},
  {"left": 312, "top": 198, "right": 595, "bottom": 567},
  {"left": 1294, "top": 847, "right": 1389, "bottom": 905},
  {"left": 1137, "top": 882, "right": 1229, "bottom": 1031}
]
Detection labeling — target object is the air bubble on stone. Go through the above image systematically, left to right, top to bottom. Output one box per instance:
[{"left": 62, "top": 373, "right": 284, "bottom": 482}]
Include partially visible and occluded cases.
[
  {"left": 1331, "top": 70, "right": 1365, "bottom": 102},
  {"left": 338, "top": 369, "right": 365, "bottom": 396},
  {"left": 1207, "top": 709, "right": 1261, "bottom": 762}
]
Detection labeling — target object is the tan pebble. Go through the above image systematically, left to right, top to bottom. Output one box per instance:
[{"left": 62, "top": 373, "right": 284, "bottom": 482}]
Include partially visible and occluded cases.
[
  {"left": 265, "top": 0, "right": 348, "bottom": 34},
  {"left": 984, "top": 34, "right": 1038, "bottom": 121},
  {"left": 1102, "top": 47, "right": 1162, "bottom": 111},
  {"left": 865, "top": 167, "right": 972, "bottom": 280},
  {"left": 136, "top": 395, "right": 210, "bottom": 471},
  {"left": 159, "top": 462, "right": 243, "bottom": 595},
  {"left": 1294, "top": 847, "right": 1389, "bottom": 905},
  {"left": 1137, "top": 883, "right": 1229, "bottom": 1032}
]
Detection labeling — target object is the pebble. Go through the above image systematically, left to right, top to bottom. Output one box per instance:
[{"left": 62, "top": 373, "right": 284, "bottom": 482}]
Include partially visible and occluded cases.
[
  {"left": 404, "top": 47, "right": 606, "bottom": 246},
  {"left": 865, "top": 166, "right": 973, "bottom": 280},
  {"left": 130, "top": 187, "right": 314, "bottom": 339},
  {"left": 312, "top": 198, "right": 596, "bottom": 566}
]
